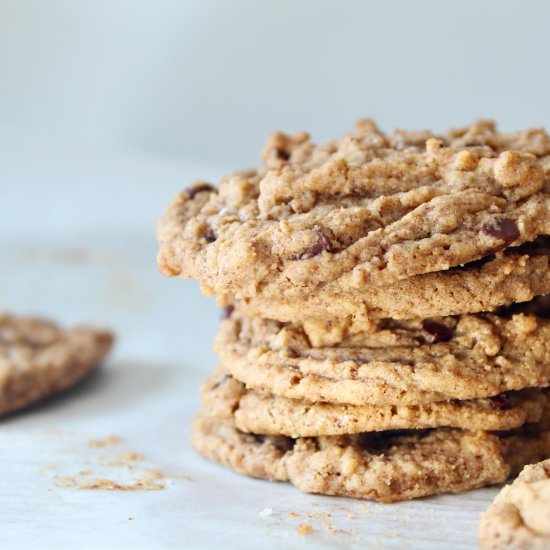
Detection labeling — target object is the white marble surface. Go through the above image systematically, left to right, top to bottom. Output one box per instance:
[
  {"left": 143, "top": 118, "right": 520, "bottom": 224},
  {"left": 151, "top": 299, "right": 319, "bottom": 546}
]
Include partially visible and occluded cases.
[{"left": 0, "top": 151, "right": 498, "bottom": 549}]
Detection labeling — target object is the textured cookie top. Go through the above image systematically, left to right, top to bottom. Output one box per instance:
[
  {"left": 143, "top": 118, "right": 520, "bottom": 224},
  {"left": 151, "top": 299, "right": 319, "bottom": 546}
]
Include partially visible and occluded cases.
[
  {"left": 158, "top": 120, "right": 550, "bottom": 304},
  {"left": 216, "top": 303, "right": 550, "bottom": 405},
  {"left": 0, "top": 314, "right": 113, "bottom": 414},
  {"left": 479, "top": 458, "right": 550, "bottom": 549}
]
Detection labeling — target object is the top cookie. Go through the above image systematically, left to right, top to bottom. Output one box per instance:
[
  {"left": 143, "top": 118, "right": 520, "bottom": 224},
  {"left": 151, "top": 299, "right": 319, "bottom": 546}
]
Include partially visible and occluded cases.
[{"left": 158, "top": 120, "right": 550, "bottom": 321}]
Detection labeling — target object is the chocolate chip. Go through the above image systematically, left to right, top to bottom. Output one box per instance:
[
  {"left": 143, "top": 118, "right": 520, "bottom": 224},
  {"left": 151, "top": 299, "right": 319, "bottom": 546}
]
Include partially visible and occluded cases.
[
  {"left": 273, "top": 147, "right": 290, "bottom": 161},
  {"left": 185, "top": 183, "right": 216, "bottom": 199},
  {"left": 482, "top": 217, "right": 520, "bottom": 244},
  {"left": 297, "top": 226, "right": 336, "bottom": 260},
  {"left": 204, "top": 228, "right": 217, "bottom": 242},
  {"left": 220, "top": 305, "right": 234, "bottom": 320},
  {"left": 421, "top": 320, "right": 453, "bottom": 343},
  {"left": 488, "top": 394, "right": 512, "bottom": 410}
]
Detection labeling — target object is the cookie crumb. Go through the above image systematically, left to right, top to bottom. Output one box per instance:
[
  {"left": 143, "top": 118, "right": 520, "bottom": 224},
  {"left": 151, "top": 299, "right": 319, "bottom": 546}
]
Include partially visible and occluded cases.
[
  {"left": 89, "top": 436, "right": 122, "bottom": 448},
  {"left": 114, "top": 451, "right": 144, "bottom": 465},
  {"left": 143, "top": 468, "right": 164, "bottom": 480},
  {"left": 79, "top": 470, "right": 93, "bottom": 476},
  {"left": 53, "top": 476, "right": 78, "bottom": 489},
  {"left": 78, "top": 477, "right": 165, "bottom": 491},
  {"left": 258, "top": 508, "right": 273, "bottom": 518},
  {"left": 289, "top": 511, "right": 300, "bottom": 519},
  {"left": 307, "top": 511, "right": 332, "bottom": 519},
  {"left": 297, "top": 523, "right": 313, "bottom": 536}
]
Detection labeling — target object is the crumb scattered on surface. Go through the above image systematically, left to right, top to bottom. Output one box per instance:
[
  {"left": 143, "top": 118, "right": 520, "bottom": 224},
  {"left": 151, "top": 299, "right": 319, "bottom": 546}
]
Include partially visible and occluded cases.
[
  {"left": 45, "top": 436, "right": 169, "bottom": 492},
  {"left": 89, "top": 436, "right": 122, "bottom": 448},
  {"left": 114, "top": 451, "right": 144, "bottom": 465},
  {"left": 144, "top": 468, "right": 163, "bottom": 480},
  {"left": 54, "top": 473, "right": 165, "bottom": 491},
  {"left": 181, "top": 474, "right": 193, "bottom": 481},
  {"left": 53, "top": 476, "right": 78, "bottom": 489},
  {"left": 81, "top": 477, "right": 165, "bottom": 491},
  {"left": 258, "top": 508, "right": 273, "bottom": 518},
  {"left": 289, "top": 511, "right": 300, "bottom": 519},
  {"left": 307, "top": 511, "right": 332, "bottom": 519},
  {"left": 297, "top": 523, "right": 313, "bottom": 536}
]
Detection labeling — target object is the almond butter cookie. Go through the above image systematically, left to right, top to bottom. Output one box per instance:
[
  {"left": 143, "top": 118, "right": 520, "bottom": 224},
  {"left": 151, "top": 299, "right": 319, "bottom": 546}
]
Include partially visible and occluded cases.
[{"left": 0, "top": 314, "right": 113, "bottom": 414}]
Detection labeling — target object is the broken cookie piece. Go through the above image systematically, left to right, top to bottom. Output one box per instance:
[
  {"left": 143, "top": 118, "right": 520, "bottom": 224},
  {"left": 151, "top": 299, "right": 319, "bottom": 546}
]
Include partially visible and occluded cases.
[{"left": 0, "top": 314, "right": 113, "bottom": 414}]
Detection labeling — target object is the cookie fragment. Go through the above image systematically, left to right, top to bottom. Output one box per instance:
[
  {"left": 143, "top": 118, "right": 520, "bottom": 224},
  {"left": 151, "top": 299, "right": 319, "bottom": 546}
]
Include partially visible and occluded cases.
[
  {"left": 0, "top": 314, "right": 113, "bottom": 414},
  {"left": 479, "top": 458, "right": 550, "bottom": 549}
]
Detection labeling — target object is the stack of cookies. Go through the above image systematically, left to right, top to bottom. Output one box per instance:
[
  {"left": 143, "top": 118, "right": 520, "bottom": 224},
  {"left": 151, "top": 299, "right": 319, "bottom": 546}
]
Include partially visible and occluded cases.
[{"left": 158, "top": 120, "right": 550, "bottom": 502}]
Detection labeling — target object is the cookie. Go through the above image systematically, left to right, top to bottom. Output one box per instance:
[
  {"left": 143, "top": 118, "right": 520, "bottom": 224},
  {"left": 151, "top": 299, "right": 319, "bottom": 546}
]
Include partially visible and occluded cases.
[
  {"left": 158, "top": 120, "right": 550, "bottom": 324},
  {"left": 229, "top": 241, "right": 550, "bottom": 326},
  {"left": 216, "top": 307, "right": 550, "bottom": 405},
  {"left": 0, "top": 314, "right": 113, "bottom": 414},
  {"left": 202, "top": 370, "right": 550, "bottom": 436},
  {"left": 192, "top": 413, "right": 550, "bottom": 503},
  {"left": 479, "top": 458, "right": 550, "bottom": 549}
]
